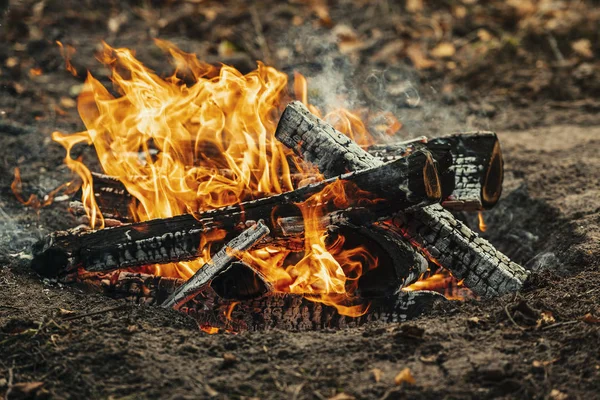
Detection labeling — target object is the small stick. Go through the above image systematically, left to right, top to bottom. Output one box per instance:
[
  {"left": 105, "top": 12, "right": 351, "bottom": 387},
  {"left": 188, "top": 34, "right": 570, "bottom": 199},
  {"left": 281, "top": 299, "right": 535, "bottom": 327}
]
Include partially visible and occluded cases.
[
  {"left": 162, "top": 221, "right": 270, "bottom": 310},
  {"left": 61, "top": 304, "right": 126, "bottom": 321}
]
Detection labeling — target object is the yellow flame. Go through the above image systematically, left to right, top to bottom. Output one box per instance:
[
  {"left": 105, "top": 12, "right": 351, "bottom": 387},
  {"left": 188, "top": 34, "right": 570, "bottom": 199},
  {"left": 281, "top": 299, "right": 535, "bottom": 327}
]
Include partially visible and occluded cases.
[{"left": 50, "top": 41, "right": 436, "bottom": 316}]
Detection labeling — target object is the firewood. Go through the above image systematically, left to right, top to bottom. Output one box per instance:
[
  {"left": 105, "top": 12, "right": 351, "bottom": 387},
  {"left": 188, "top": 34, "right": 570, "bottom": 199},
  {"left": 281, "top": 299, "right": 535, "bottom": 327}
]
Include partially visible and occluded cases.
[
  {"left": 275, "top": 101, "right": 529, "bottom": 297},
  {"left": 369, "top": 132, "right": 504, "bottom": 211},
  {"left": 31, "top": 151, "right": 440, "bottom": 276},
  {"left": 82, "top": 171, "right": 325, "bottom": 223},
  {"left": 162, "top": 222, "right": 270, "bottom": 309},
  {"left": 324, "top": 223, "right": 428, "bottom": 298},
  {"left": 75, "top": 270, "right": 448, "bottom": 331}
]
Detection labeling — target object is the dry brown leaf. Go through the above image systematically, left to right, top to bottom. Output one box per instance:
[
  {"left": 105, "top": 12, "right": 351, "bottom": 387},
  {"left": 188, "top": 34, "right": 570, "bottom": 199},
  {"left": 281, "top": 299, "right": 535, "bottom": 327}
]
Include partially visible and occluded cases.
[
  {"left": 311, "top": 0, "right": 333, "bottom": 28},
  {"left": 406, "top": 0, "right": 423, "bottom": 13},
  {"left": 477, "top": 29, "right": 493, "bottom": 42},
  {"left": 572, "top": 39, "right": 593, "bottom": 59},
  {"left": 371, "top": 40, "right": 404, "bottom": 63},
  {"left": 218, "top": 41, "right": 237, "bottom": 57},
  {"left": 430, "top": 42, "right": 456, "bottom": 58},
  {"left": 406, "top": 44, "right": 436, "bottom": 70},
  {"left": 5, "top": 57, "right": 19, "bottom": 68},
  {"left": 60, "top": 97, "right": 76, "bottom": 109},
  {"left": 58, "top": 308, "right": 75, "bottom": 316},
  {"left": 536, "top": 310, "right": 556, "bottom": 328},
  {"left": 583, "top": 313, "right": 600, "bottom": 324},
  {"left": 371, "top": 368, "right": 382, "bottom": 383},
  {"left": 394, "top": 368, "right": 415, "bottom": 386},
  {"left": 10, "top": 382, "right": 44, "bottom": 396},
  {"left": 549, "top": 389, "right": 569, "bottom": 400},
  {"left": 329, "top": 393, "right": 355, "bottom": 400}
]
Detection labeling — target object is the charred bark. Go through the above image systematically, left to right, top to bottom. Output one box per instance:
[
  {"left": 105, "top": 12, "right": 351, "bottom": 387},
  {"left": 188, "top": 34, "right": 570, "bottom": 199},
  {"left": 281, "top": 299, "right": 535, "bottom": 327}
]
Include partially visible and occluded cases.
[
  {"left": 275, "top": 101, "right": 529, "bottom": 297},
  {"left": 369, "top": 132, "right": 504, "bottom": 211},
  {"left": 32, "top": 151, "right": 439, "bottom": 276},
  {"left": 162, "top": 222, "right": 270, "bottom": 309},
  {"left": 75, "top": 270, "right": 447, "bottom": 331}
]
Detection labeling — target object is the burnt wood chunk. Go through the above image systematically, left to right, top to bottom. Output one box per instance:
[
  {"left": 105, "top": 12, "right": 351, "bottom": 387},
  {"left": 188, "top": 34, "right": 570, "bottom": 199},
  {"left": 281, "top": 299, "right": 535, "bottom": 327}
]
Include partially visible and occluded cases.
[
  {"left": 275, "top": 101, "right": 529, "bottom": 297},
  {"left": 276, "top": 101, "right": 384, "bottom": 176},
  {"left": 369, "top": 132, "right": 504, "bottom": 211},
  {"left": 31, "top": 151, "right": 439, "bottom": 276},
  {"left": 162, "top": 222, "right": 270, "bottom": 309},
  {"left": 325, "top": 223, "right": 428, "bottom": 298},
  {"left": 76, "top": 270, "right": 447, "bottom": 331}
]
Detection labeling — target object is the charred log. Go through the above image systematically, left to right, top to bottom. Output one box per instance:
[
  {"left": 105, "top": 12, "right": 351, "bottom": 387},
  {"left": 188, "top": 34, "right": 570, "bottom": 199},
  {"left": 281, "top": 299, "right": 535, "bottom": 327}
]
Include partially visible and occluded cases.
[
  {"left": 275, "top": 101, "right": 529, "bottom": 297},
  {"left": 369, "top": 132, "right": 504, "bottom": 211},
  {"left": 31, "top": 151, "right": 440, "bottom": 276},
  {"left": 162, "top": 222, "right": 270, "bottom": 309},
  {"left": 324, "top": 223, "right": 428, "bottom": 298},
  {"left": 75, "top": 270, "right": 447, "bottom": 331}
]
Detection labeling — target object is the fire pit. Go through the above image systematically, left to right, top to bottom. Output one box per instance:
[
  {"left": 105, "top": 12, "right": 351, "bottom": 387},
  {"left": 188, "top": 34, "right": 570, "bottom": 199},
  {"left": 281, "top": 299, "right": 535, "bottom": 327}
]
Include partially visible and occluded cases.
[{"left": 27, "top": 44, "right": 528, "bottom": 332}]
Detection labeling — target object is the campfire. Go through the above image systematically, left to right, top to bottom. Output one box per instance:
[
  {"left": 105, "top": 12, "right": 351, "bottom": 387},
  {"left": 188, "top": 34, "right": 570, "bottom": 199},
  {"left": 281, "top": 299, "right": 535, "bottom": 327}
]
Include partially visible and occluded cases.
[{"left": 27, "top": 43, "right": 529, "bottom": 332}]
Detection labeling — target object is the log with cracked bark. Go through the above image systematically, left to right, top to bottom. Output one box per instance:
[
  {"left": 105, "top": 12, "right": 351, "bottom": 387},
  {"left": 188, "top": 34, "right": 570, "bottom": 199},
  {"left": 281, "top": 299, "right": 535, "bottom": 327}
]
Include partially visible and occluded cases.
[
  {"left": 275, "top": 101, "right": 529, "bottom": 298},
  {"left": 369, "top": 132, "right": 504, "bottom": 211},
  {"left": 31, "top": 150, "right": 441, "bottom": 276},
  {"left": 74, "top": 270, "right": 448, "bottom": 331}
]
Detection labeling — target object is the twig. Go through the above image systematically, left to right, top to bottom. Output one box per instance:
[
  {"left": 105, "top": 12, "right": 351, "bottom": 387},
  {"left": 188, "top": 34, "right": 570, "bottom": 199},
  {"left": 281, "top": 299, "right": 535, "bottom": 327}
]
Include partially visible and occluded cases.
[
  {"left": 546, "top": 33, "right": 565, "bottom": 63},
  {"left": 61, "top": 304, "right": 125, "bottom": 321},
  {"left": 504, "top": 304, "right": 526, "bottom": 331},
  {"left": 0, "top": 305, "right": 22, "bottom": 310},
  {"left": 541, "top": 320, "right": 579, "bottom": 331},
  {"left": 4, "top": 366, "right": 14, "bottom": 400}
]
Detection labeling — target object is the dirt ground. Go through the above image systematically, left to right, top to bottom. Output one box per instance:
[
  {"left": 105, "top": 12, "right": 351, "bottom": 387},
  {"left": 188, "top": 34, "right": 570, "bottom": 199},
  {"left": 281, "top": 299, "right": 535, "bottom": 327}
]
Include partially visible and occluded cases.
[{"left": 1, "top": 1, "right": 599, "bottom": 399}]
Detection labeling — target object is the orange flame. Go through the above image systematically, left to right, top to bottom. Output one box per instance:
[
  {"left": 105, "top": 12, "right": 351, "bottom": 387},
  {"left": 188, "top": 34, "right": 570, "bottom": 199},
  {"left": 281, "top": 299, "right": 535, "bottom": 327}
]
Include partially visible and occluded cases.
[
  {"left": 48, "top": 41, "right": 458, "bottom": 316},
  {"left": 56, "top": 41, "right": 78, "bottom": 77}
]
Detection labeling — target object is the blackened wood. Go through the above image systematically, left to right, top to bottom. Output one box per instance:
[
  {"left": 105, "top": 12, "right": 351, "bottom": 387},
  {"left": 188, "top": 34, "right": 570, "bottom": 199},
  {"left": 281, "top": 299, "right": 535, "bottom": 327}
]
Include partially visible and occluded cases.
[
  {"left": 275, "top": 101, "right": 529, "bottom": 297},
  {"left": 276, "top": 101, "right": 385, "bottom": 176},
  {"left": 369, "top": 132, "right": 504, "bottom": 211},
  {"left": 31, "top": 151, "right": 438, "bottom": 276},
  {"left": 83, "top": 171, "right": 324, "bottom": 221},
  {"left": 391, "top": 206, "right": 530, "bottom": 297},
  {"left": 162, "top": 222, "right": 270, "bottom": 309},
  {"left": 325, "top": 223, "right": 428, "bottom": 298},
  {"left": 210, "top": 261, "right": 273, "bottom": 300},
  {"left": 75, "top": 270, "right": 447, "bottom": 331}
]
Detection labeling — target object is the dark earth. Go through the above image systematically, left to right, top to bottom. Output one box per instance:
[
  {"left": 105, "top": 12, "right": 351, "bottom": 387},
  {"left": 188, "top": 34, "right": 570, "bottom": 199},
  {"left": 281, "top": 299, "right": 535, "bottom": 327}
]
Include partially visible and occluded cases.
[{"left": 1, "top": 1, "right": 599, "bottom": 399}]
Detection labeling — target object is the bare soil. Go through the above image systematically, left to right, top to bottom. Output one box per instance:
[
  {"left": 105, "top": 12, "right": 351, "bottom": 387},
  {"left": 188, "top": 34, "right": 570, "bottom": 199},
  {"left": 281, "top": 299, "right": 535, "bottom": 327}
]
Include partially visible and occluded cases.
[{"left": 1, "top": 1, "right": 599, "bottom": 399}]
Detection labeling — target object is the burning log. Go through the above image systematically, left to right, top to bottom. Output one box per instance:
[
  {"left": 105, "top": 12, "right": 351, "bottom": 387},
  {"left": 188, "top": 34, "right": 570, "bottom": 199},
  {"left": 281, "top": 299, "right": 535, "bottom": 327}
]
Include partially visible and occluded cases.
[
  {"left": 275, "top": 101, "right": 529, "bottom": 298},
  {"left": 368, "top": 132, "right": 504, "bottom": 211},
  {"left": 32, "top": 150, "right": 441, "bottom": 276},
  {"left": 162, "top": 222, "right": 270, "bottom": 309},
  {"left": 75, "top": 270, "right": 447, "bottom": 331}
]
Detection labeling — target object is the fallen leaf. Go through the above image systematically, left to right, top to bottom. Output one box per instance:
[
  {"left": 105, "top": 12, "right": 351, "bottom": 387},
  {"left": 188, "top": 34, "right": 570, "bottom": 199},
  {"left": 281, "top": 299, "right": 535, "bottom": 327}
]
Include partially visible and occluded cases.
[
  {"left": 311, "top": 0, "right": 333, "bottom": 28},
  {"left": 406, "top": 0, "right": 423, "bottom": 13},
  {"left": 477, "top": 29, "right": 493, "bottom": 42},
  {"left": 572, "top": 39, "right": 593, "bottom": 59},
  {"left": 218, "top": 40, "right": 237, "bottom": 57},
  {"left": 371, "top": 40, "right": 404, "bottom": 63},
  {"left": 430, "top": 42, "right": 456, "bottom": 58},
  {"left": 406, "top": 44, "right": 436, "bottom": 70},
  {"left": 5, "top": 57, "right": 19, "bottom": 68},
  {"left": 60, "top": 97, "right": 76, "bottom": 109},
  {"left": 59, "top": 308, "right": 75, "bottom": 316},
  {"left": 536, "top": 310, "right": 556, "bottom": 328},
  {"left": 583, "top": 313, "right": 600, "bottom": 324},
  {"left": 419, "top": 355, "right": 437, "bottom": 363},
  {"left": 371, "top": 368, "right": 382, "bottom": 383},
  {"left": 394, "top": 368, "right": 415, "bottom": 386},
  {"left": 9, "top": 382, "right": 44, "bottom": 396},
  {"left": 549, "top": 389, "right": 568, "bottom": 400},
  {"left": 329, "top": 393, "right": 355, "bottom": 400}
]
